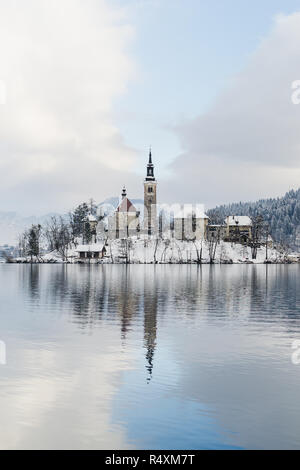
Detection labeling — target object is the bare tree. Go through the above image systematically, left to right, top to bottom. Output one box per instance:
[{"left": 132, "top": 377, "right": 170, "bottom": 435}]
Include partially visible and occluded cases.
[
  {"left": 250, "top": 215, "right": 264, "bottom": 260},
  {"left": 45, "top": 216, "right": 72, "bottom": 262},
  {"left": 45, "top": 216, "right": 61, "bottom": 252},
  {"left": 57, "top": 217, "right": 72, "bottom": 262},
  {"left": 208, "top": 227, "right": 221, "bottom": 264},
  {"left": 18, "top": 231, "right": 28, "bottom": 258},
  {"left": 153, "top": 237, "right": 160, "bottom": 264},
  {"left": 277, "top": 238, "right": 290, "bottom": 263},
  {"left": 106, "top": 239, "right": 114, "bottom": 264},
  {"left": 119, "top": 239, "right": 130, "bottom": 264},
  {"left": 160, "top": 239, "right": 170, "bottom": 263},
  {"left": 172, "top": 240, "right": 183, "bottom": 264},
  {"left": 192, "top": 240, "right": 203, "bottom": 264}
]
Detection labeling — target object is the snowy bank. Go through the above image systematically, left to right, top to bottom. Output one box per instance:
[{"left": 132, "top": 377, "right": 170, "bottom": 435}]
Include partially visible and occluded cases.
[{"left": 11, "top": 239, "right": 296, "bottom": 264}]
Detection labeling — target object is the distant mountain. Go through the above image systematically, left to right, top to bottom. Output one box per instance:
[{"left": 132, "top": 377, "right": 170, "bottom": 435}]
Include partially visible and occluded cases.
[
  {"left": 207, "top": 188, "right": 300, "bottom": 250},
  {"left": 0, "top": 197, "right": 145, "bottom": 246},
  {"left": 0, "top": 212, "right": 59, "bottom": 246}
]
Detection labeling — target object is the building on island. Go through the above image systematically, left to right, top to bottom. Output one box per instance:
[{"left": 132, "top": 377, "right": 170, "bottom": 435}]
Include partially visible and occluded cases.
[
  {"left": 96, "top": 150, "right": 157, "bottom": 241},
  {"left": 79, "top": 151, "right": 257, "bottom": 264},
  {"left": 108, "top": 186, "right": 140, "bottom": 239},
  {"left": 174, "top": 206, "right": 209, "bottom": 241},
  {"left": 206, "top": 216, "right": 252, "bottom": 243},
  {"left": 224, "top": 216, "right": 252, "bottom": 243},
  {"left": 206, "top": 224, "right": 226, "bottom": 241},
  {"left": 76, "top": 243, "right": 106, "bottom": 261}
]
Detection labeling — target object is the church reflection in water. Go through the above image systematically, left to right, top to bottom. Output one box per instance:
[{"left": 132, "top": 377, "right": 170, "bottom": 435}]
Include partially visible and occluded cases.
[{"left": 19, "top": 263, "right": 300, "bottom": 382}]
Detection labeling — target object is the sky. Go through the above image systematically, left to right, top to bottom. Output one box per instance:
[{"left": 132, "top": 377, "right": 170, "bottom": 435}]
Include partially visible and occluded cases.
[{"left": 1, "top": 0, "right": 300, "bottom": 215}]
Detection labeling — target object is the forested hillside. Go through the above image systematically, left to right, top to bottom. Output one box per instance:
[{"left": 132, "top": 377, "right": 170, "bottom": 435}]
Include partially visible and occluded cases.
[{"left": 207, "top": 189, "right": 300, "bottom": 250}]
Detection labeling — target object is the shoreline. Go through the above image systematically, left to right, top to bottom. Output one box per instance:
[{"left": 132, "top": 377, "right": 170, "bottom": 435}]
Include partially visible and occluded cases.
[
  {"left": 6, "top": 239, "right": 299, "bottom": 266},
  {"left": 5, "top": 259, "right": 299, "bottom": 265}
]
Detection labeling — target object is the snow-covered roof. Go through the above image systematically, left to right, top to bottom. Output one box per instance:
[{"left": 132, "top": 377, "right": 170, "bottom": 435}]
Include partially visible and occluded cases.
[
  {"left": 174, "top": 206, "right": 208, "bottom": 219},
  {"left": 87, "top": 214, "right": 97, "bottom": 222},
  {"left": 226, "top": 216, "right": 252, "bottom": 226},
  {"left": 76, "top": 244, "right": 105, "bottom": 252}
]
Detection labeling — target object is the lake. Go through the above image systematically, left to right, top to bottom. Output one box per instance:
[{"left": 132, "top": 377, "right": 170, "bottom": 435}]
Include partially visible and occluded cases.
[{"left": 0, "top": 264, "right": 299, "bottom": 450}]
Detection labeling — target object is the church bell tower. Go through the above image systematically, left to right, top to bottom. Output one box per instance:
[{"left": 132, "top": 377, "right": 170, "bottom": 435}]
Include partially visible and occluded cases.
[{"left": 144, "top": 149, "right": 157, "bottom": 236}]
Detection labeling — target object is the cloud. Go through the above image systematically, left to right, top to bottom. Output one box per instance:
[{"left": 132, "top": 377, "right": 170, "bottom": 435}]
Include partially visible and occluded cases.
[
  {"left": 0, "top": 0, "right": 139, "bottom": 214},
  {"left": 169, "top": 12, "right": 300, "bottom": 208},
  {"left": 0, "top": 341, "right": 135, "bottom": 449}
]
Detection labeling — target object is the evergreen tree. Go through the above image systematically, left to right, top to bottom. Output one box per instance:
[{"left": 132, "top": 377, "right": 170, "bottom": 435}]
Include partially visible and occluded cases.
[
  {"left": 207, "top": 188, "right": 300, "bottom": 250},
  {"left": 69, "top": 202, "right": 90, "bottom": 242},
  {"left": 83, "top": 221, "right": 92, "bottom": 244},
  {"left": 27, "top": 224, "right": 42, "bottom": 262}
]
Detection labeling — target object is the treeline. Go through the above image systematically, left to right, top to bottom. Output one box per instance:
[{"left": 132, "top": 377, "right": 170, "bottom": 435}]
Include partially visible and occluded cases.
[
  {"left": 207, "top": 188, "right": 300, "bottom": 250},
  {"left": 18, "top": 201, "right": 98, "bottom": 261}
]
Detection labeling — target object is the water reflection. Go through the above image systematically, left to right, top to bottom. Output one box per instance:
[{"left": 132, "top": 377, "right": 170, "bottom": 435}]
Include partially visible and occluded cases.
[
  {"left": 0, "top": 264, "right": 299, "bottom": 449},
  {"left": 17, "top": 264, "right": 300, "bottom": 382},
  {"left": 20, "top": 264, "right": 300, "bottom": 319}
]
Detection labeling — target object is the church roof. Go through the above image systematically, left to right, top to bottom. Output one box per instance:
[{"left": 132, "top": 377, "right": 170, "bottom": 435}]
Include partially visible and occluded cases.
[{"left": 116, "top": 197, "right": 137, "bottom": 213}]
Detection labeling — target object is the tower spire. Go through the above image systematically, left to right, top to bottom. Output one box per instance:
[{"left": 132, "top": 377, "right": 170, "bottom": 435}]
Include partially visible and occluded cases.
[
  {"left": 149, "top": 147, "right": 152, "bottom": 164},
  {"left": 146, "top": 148, "right": 155, "bottom": 181}
]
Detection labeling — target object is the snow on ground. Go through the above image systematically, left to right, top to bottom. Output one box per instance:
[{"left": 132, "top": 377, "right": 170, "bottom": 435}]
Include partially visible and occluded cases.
[
  {"left": 11, "top": 238, "right": 288, "bottom": 264},
  {"left": 103, "top": 238, "right": 283, "bottom": 264}
]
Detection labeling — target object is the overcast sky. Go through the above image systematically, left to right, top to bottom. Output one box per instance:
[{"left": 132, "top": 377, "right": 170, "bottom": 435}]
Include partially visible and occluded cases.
[{"left": 0, "top": 0, "right": 300, "bottom": 215}]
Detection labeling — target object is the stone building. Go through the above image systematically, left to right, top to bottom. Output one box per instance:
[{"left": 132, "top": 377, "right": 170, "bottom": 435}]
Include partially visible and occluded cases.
[
  {"left": 108, "top": 187, "right": 140, "bottom": 239},
  {"left": 174, "top": 206, "right": 209, "bottom": 241},
  {"left": 224, "top": 216, "right": 252, "bottom": 242},
  {"left": 206, "top": 225, "right": 227, "bottom": 241}
]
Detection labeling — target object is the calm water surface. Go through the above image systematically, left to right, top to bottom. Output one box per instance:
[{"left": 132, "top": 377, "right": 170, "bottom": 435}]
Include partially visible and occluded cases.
[{"left": 0, "top": 264, "right": 299, "bottom": 449}]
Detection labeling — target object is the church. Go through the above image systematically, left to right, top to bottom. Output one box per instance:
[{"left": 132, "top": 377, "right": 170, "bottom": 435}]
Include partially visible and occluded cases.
[
  {"left": 90, "top": 149, "right": 210, "bottom": 245},
  {"left": 76, "top": 150, "right": 255, "bottom": 262},
  {"left": 105, "top": 150, "right": 158, "bottom": 239},
  {"left": 108, "top": 186, "right": 140, "bottom": 239}
]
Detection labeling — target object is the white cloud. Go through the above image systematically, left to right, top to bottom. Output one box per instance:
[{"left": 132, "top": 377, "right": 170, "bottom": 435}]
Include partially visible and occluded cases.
[
  {"left": 0, "top": 0, "right": 139, "bottom": 214},
  {"left": 170, "top": 12, "right": 300, "bottom": 207},
  {"left": 0, "top": 342, "right": 135, "bottom": 449}
]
